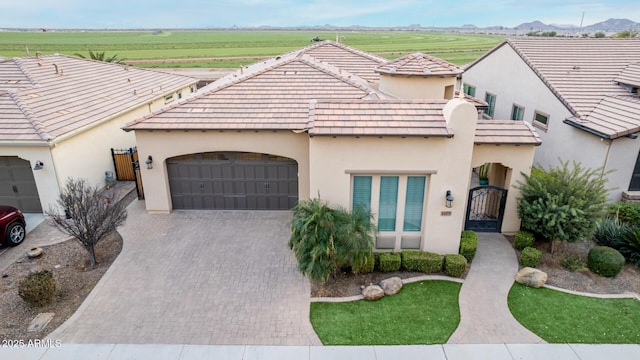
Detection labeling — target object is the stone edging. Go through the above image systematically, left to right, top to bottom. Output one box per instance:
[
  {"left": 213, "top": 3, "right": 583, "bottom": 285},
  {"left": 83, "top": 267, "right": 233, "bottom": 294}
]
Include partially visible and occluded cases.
[
  {"left": 310, "top": 275, "right": 464, "bottom": 303},
  {"left": 542, "top": 284, "right": 640, "bottom": 302}
]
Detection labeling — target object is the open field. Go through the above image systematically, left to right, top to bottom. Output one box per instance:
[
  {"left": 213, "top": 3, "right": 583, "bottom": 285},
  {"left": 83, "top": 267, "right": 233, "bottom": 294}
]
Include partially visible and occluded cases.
[{"left": 0, "top": 30, "right": 503, "bottom": 67}]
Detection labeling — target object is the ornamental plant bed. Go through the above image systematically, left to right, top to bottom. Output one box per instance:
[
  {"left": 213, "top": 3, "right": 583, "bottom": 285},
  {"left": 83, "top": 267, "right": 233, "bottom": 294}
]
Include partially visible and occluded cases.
[
  {"left": 0, "top": 231, "right": 122, "bottom": 342},
  {"left": 506, "top": 235, "right": 640, "bottom": 295}
]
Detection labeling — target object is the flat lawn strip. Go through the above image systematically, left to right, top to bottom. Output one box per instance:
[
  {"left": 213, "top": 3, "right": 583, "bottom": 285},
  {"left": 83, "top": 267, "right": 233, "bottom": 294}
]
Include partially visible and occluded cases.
[
  {"left": 310, "top": 280, "right": 461, "bottom": 345},
  {"left": 508, "top": 283, "right": 640, "bottom": 344}
]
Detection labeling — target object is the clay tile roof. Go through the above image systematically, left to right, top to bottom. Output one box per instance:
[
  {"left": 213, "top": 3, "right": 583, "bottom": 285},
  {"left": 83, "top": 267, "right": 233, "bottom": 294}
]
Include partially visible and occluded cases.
[
  {"left": 468, "top": 38, "right": 640, "bottom": 139},
  {"left": 297, "top": 41, "right": 387, "bottom": 83},
  {"left": 376, "top": 52, "right": 463, "bottom": 77},
  {"left": 0, "top": 55, "right": 196, "bottom": 142},
  {"left": 124, "top": 55, "right": 386, "bottom": 131},
  {"left": 615, "top": 62, "right": 640, "bottom": 88},
  {"left": 565, "top": 95, "right": 640, "bottom": 139},
  {"left": 308, "top": 99, "right": 453, "bottom": 137},
  {"left": 474, "top": 120, "right": 541, "bottom": 145}
]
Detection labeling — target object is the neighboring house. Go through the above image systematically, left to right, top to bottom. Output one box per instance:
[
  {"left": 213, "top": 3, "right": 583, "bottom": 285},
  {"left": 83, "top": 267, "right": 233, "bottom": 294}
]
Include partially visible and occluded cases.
[
  {"left": 463, "top": 38, "right": 640, "bottom": 202},
  {"left": 124, "top": 41, "right": 540, "bottom": 254},
  {"left": 0, "top": 54, "right": 197, "bottom": 213}
]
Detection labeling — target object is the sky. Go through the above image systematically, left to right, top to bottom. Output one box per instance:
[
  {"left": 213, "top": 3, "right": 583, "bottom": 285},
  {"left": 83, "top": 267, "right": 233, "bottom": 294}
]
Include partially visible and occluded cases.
[{"left": 0, "top": 0, "right": 639, "bottom": 29}]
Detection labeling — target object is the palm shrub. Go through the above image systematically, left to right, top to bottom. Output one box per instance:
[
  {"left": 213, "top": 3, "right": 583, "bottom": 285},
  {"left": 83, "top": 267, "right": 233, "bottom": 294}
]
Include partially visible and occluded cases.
[
  {"left": 516, "top": 160, "right": 608, "bottom": 255},
  {"left": 289, "top": 199, "right": 375, "bottom": 281},
  {"left": 619, "top": 228, "right": 640, "bottom": 266},
  {"left": 459, "top": 231, "right": 478, "bottom": 262},
  {"left": 352, "top": 252, "right": 375, "bottom": 274}
]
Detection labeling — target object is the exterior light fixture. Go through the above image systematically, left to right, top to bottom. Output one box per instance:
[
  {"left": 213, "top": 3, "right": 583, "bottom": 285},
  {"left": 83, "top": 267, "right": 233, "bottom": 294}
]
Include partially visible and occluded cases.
[
  {"left": 145, "top": 155, "right": 153, "bottom": 169},
  {"left": 33, "top": 160, "right": 44, "bottom": 170},
  {"left": 445, "top": 190, "right": 454, "bottom": 208}
]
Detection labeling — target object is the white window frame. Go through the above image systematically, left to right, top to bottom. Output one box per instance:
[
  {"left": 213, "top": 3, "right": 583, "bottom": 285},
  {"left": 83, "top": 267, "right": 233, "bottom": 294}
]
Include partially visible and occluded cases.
[{"left": 532, "top": 110, "right": 550, "bottom": 131}]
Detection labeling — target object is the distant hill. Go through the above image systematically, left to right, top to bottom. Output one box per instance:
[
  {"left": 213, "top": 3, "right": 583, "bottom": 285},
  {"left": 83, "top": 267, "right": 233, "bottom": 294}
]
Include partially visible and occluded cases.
[
  {"left": 583, "top": 18, "right": 639, "bottom": 31},
  {"left": 513, "top": 21, "right": 560, "bottom": 31}
]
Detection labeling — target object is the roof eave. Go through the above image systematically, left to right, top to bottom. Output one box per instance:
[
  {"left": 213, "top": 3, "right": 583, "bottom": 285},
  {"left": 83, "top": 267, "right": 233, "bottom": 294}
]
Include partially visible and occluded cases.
[{"left": 563, "top": 118, "right": 612, "bottom": 140}]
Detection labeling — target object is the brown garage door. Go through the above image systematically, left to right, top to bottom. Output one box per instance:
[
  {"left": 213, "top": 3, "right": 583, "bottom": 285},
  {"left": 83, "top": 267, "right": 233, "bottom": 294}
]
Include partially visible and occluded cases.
[
  {"left": 167, "top": 152, "right": 298, "bottom": 210},
  {"left": 0, "top": 156, "right": 43, "bottom": 212}
]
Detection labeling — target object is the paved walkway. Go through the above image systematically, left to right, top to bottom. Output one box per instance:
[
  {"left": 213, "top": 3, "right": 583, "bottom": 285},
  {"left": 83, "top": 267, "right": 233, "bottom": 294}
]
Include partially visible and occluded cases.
[
  {"left": 47, "top": 201, "right": 320, "bottom": 346},
  {"left": 448, "top": 233, "right": 545, "bottom": 344},
  {"left": 2, "top": 343, "right": 639, "bottom": 360}
]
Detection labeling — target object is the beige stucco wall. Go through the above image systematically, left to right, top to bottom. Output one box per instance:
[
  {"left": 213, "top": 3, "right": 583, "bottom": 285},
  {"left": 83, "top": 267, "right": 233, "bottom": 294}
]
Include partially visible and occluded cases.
[
  {"left": 463, "top": 44, "right": 639, "bottom": 202},
  {"left": 379, "top": 75, "right": 457, "bottom": 100},
  {"left": 309, "top": 99, "right": 478, "bottom": 254},
  {"left": 132, "top": 130, "right": 310, "bottom": 213},
  {"left": 472, "top": 144, "right": 537, "bottom": 234},
  {"left": 0, "top": 146, "right": 57, "bottom": 212}
]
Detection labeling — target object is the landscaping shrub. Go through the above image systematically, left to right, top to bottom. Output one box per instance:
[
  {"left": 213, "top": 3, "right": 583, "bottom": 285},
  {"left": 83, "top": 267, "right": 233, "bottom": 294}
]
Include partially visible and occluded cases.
[
  {"left": 608, "top": 201, "right": 640, "bottom": 226},
  {"left": 594, "top": 216, "right": 631, "bottom": 248},
  {"left": 618, "top": 229, "right": 640, "bottom": 266},
  {"left": 514, "top": 230, "right": 535, "bottom": 250},
  {"left": 459, "top": 231, "right": 478, "bottom": 262},
  {"left": 587, "top": 246, "right": 625, "bottom": 277},
  {"left": 519, "top": 247, "right": 542, "bottom": 268},
  {"left": 401, "top": 251, "right": 442, "bottom": 273},
  {"left": 352, "top": 252, "right": 375, "bottom": 274},
  {"left": 379, "top": 252, "right": 401, "bottom": 272},
  {"left": 444, "top": 254, "right": 467, "bottom": 277},
  {"left": 560, "top": 254, "right": 586, "bottom": 272},
  {"left": 18, "top": 270, "right": 56, "bottom": 307}
]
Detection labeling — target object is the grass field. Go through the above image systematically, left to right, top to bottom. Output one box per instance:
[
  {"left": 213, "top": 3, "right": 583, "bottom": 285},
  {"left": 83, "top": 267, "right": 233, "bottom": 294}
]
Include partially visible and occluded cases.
[{"left": 0, "top": 30, "right": 502, "bottom": 67}]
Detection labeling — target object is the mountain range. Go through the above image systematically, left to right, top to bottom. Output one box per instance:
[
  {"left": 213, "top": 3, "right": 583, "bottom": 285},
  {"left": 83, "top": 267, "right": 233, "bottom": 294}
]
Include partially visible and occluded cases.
[{"left": 510, "top": 18, "right": 638, "bottom": 32}]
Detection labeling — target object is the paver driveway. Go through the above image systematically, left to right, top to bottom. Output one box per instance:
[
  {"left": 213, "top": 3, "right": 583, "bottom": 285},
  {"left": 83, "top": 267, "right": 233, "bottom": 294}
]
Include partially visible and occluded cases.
[{"left": 50, "top": 201, "right": 321, "bottom": 345}]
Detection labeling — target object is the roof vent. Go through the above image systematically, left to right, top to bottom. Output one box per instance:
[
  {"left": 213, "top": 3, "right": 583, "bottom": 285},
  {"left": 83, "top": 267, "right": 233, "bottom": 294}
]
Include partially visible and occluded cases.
[
  {"left": 389, "top": 67, "right": 396, "bottom": 73},
  {"left": 423, "top": 69, "right": 431, "bottom": 74}
]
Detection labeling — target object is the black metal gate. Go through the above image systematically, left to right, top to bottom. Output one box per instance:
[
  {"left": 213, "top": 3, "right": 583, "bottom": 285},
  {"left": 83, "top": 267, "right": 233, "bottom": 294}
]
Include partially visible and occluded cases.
[
  {"left": 110, "top": 147, "right": 144, "bottom": 200},
  {"left": 465, "top": 185, "right": 508, "bottom": 232}
]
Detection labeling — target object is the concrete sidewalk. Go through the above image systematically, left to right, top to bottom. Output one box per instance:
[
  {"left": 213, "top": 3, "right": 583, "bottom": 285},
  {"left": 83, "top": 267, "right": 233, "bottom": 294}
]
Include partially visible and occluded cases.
[
  {"left": 448, "top": 233, "right": 544, "bottom": 344},
  {"left": 1, "top": 343, "right": 639, "bottom": 360}
]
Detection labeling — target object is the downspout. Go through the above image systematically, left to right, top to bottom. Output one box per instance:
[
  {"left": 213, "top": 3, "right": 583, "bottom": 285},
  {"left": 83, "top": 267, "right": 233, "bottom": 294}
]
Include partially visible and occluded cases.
[{"left": 601, "top": 138, "right": 612, "bottom": 181}]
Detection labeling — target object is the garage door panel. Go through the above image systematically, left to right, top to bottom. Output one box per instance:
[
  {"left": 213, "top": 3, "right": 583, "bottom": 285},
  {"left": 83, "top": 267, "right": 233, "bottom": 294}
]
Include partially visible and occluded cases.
[
  {"left": 167, "top": 152, "right": 298, "bottom": 210},
  {"left": 0, "top": 156, "right": 42, "bottom": 212}
]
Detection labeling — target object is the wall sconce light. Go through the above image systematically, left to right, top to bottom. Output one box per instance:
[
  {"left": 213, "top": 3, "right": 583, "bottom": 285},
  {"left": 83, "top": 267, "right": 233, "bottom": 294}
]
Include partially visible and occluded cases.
[
  {"left": 145, "top": 155, "right": 153, "bottom": 169},
  {"left": 33, "top": 160, "right": 44, "bottom": 170},
  {"left": 445, "top": 190, "right": 454, "bottom": 208}
]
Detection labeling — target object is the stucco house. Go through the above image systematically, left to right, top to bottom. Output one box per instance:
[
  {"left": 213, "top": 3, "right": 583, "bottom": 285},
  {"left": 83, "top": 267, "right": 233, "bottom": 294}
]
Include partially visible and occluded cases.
[
  {"left": 462, "top": 38, "right": 640, "bottom": 202},
  {"left": 124, "top": 41, "right": 540, "bottom": 254},
  {"left": 0, "top": 54, "right": 197, "bottom": 213}
]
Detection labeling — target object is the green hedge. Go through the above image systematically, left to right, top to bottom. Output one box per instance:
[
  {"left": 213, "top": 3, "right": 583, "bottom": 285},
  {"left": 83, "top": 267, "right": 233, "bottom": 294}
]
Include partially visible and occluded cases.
[
  {"left": 608, "top": 201, "right": 640, "bottom": 226},
  {"left": 514, "top": 230, "right": 535, "bottom": 250},
  {"left": 459, "top": 231, "right": 478, "bottom": 262},
  {"left": 588, "top": 246, "right": 625, "bottom": 277},
  {"left": 520, "top": 247, "right": 542, "bottom": 268},
  {"left": 401, "top": 250, "right": 443, "bottom": 274},
  {"left": 379, "top": 252, "right": 401, "bottom": 272},
  {"left": 444, "top": 254, "right": 467, "bottom": 277}
]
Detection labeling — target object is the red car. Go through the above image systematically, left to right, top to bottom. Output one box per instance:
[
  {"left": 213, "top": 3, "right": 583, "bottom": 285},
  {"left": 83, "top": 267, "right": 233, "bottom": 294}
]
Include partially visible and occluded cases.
[{"left": 0, "top": 205, "right": 26, "bottom": 247}]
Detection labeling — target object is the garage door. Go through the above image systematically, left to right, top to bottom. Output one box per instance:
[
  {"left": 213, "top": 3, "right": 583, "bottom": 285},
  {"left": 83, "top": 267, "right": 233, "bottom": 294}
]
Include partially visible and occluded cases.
[
  {"left": 167, "top": 152, "right": 298, "bottom": 210},
  {"left": 0, "top": 156, "right": 42, "bottom": 212}
]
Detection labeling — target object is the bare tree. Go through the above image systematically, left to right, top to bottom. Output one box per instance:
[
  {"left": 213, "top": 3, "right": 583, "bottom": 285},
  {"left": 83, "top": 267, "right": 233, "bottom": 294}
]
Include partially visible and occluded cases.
[{"left": 46, "top": 178, "right": 127, "bottom": 268}]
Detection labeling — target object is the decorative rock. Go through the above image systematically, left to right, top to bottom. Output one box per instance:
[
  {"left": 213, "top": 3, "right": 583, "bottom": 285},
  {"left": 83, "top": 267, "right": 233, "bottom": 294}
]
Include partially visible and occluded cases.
[
  {"left": 27, "top": 247, "right": 43, "bottom": 258},
  {"left": 515, "top": 267, "right": 548, "bottom": 288},
  {"left": 379, "top": 276, "right": 403, "bottom": 295},
  {"left": 362, "top": 285, "right": 384, "bottom": 301}
]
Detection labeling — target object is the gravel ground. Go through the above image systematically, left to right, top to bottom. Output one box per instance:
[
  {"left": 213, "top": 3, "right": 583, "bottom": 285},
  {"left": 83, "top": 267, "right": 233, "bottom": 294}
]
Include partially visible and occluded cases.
[{"left": 0, "top": 232, "right": 122, "bottom": 342}]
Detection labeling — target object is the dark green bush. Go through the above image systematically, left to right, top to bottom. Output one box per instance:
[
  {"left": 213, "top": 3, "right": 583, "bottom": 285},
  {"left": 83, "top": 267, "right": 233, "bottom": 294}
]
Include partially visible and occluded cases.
[
  {"left": 608, "top": 201, "right": 640, "bottom": 226},
  {"left": 594, "top": 216, "right": 631, "bottom": 248},
  {"left": 619, "top": 229, "right": 640, "bottom": 266},
  {"left": 514, "top": 230, "right": 535, "bottom": 250},
  {"left": 459, "top": 231, "right": 478, "bottom": 262},
  {"left": 588, "top": 246, "right": 625, "bottom": 277},
  {"left": 520, "top": 247, "right": 542, "bottom": 268},
  {"left": 401, "top": 251, "right": 442, "bottom": 273},
  {"left": 352, "top": 252, "right": 375, "bottom": 274},
  {"left": 379, "top": 252, "right": 401, "bottom": 272},
  {"left": 444, "top": 254, "right": 467, "bottom": 277},
  {"left": 560, "top": 254, "right": 586, "bottom": 272},
  {"left": 18, "top": 270, "right": 56, "bottom": 307}
]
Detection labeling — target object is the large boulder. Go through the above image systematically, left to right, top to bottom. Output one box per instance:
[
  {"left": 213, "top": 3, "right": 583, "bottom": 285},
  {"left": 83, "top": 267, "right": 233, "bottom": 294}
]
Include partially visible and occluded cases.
[
  {"left": 515, "top": 267, "right": 548, "bottom": 288},
  {"left": 379, "top": 277, "right": 403, "bottom": 295},
  {"left": 362, "top": 285, "right": 384, "bottom": 300}
]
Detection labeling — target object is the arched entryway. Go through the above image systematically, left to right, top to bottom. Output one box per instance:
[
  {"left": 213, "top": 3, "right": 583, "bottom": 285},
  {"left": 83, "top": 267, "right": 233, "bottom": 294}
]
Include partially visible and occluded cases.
[{"left": 166, "top": 151, "right": 298, "bottom": 210}]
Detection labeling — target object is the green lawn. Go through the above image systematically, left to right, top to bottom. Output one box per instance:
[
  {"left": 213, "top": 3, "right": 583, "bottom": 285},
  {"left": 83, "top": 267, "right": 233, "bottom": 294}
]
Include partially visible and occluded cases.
[
  {"left": 0, "top": 30, "right": 502, "bottom": 66},
  {"left": 310, "top": 280, "right": 461, "bottom": 345},
  {"left": 508, "top": 283, "right": 640, "bottom": 343}
]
